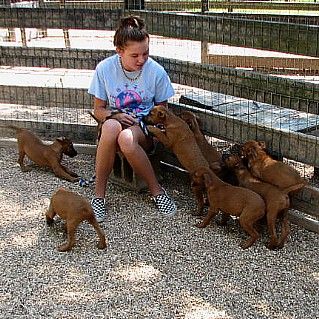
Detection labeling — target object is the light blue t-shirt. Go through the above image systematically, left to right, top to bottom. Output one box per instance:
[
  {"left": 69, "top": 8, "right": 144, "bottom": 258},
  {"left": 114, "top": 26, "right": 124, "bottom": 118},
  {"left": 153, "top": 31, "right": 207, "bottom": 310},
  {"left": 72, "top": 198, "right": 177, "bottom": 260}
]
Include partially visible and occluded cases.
[{"left": 88, "top": 54, "right": 175, "bottom": 117}]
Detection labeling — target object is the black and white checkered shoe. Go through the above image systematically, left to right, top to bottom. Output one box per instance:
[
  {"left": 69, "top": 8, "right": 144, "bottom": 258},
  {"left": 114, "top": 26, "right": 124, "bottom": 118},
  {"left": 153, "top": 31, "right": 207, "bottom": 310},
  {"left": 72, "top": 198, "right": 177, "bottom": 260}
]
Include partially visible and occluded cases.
[
  {"left": 152, "top": 189, "right": 177, "bottom": 217},
  {"left": 91, "top": 198, "right": 106, "bottom": 223}
]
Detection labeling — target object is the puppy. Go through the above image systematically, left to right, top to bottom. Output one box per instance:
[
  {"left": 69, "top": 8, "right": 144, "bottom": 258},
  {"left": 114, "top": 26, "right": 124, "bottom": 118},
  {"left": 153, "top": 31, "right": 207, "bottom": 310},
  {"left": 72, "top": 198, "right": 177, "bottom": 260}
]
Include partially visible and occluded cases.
[
  {"left": 144, "top": 105, "right": 210, "bottom": 215},
  {"left": 144, "top": 106, "right": 210, "bottom": 172},
  {"left": 179, "top": 110, "right": 223, "bottom": 171},
  {"left": 180, "top": 110, "right": 238, "bottom": 186},
  {"left": 8, "top": 125, "right": 79, "bottom": 182},
  {"left": 241, "top": 140, "right": 307, "bottom": 193},
  {"left": 224, "top": 155, "right": 305, "bottom": 249},
  {"left": 191, "top": 166, "right": 266, "bottom": 249},
  {"left": 46, "top": 188, "right": 107, "bottom": 252}
]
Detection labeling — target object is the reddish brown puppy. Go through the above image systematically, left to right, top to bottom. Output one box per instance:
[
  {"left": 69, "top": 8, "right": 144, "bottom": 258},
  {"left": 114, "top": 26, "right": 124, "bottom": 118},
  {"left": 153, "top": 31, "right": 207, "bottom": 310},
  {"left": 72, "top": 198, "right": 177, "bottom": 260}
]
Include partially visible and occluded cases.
[
  {"left": 144, "top": 105, "right": 210, "bottom": 215},
  {"left": 144, "top": 106, "right": 209, "bottom": 172},
  {"left": 179, "top": 110, "right": 223, "bottom": 173},
  {"left": 180, "top": 110, "right": 238, "bottom": 186},
  {"left": 8, "top": 125, "right": 79, "bottom": 182},
  {"left": 241, "top": 140, "right": 307, "bottom": 193},
  {"left": 224, "top": 155, "right": 305, "bottom": 249},
  {"left": 191, "top": 166, "right": 266, "bottom": 249},
  {"left": 46, "top": 188, "right": 107, "bottom": 252}
]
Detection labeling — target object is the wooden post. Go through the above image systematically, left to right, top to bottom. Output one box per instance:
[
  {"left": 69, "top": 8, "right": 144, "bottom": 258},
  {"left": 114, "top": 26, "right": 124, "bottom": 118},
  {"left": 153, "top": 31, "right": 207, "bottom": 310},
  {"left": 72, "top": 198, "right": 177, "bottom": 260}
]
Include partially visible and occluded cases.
[
  {"left": 201, "top": 0, "right": 209, "bottom": 13},
  {"left": 228, "top": 0, "right": 233, "bottom": 12},
  {"left": 7, "top": 28, "right": 16, "bottom": 42},
  {"left": 20, "top": 28, "right": 27, "bottom": 46},
  {"left": 63, "top": 29, "right": 71, "bottom": 48},
  {"left": 201, "top": 41, "right": 209, "bottom": 64}
]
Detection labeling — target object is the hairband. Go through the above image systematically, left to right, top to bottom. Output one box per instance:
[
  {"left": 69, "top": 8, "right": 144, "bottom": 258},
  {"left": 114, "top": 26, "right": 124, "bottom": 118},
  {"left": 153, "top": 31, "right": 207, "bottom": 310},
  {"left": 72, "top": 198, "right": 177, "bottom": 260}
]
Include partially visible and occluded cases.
[{"left": 126, "top": 18, "right": 139, "bottom": 28}]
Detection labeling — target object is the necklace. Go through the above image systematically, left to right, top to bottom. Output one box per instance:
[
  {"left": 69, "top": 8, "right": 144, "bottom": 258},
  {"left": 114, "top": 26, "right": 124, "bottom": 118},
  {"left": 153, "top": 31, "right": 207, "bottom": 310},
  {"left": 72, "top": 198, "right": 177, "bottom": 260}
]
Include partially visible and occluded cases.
[{"left": 119, "top": 57, "right": 142, "bottom": 82}]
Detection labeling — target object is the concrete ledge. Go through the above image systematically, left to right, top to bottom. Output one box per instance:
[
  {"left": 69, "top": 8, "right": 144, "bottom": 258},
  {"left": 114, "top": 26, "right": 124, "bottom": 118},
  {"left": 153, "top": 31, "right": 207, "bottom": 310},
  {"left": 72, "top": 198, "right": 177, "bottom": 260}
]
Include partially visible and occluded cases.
[
  {"left": 169, "top": 103, "right": 319, "bottom": 168},
  {"left": 289, "top": 209, "right": 319, "bottom": 234}
]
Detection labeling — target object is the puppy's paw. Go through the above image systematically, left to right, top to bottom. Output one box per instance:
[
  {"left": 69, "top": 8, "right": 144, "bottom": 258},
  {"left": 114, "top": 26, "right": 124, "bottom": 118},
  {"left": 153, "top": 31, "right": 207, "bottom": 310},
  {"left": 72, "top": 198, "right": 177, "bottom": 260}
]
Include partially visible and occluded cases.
[
  {"left": 146, "top": 125, "right": 157, "bottom": 134},
  {"left": 69, "top": 171, "right": 79, "bottom": 177},
  {"left": 69, "top": 176, "right": 80, "bottom": 183},
  {"left": 191, "top": 210, "right": 202, "bottom": 216},
  {"left": 46, "top": 216, "right": 54, "bottom": 226},
  {"left": 195, "top": 221, "right": 207, "bottom": 228},
  {"left": 97, "top": 240, "right": 107, "bottom": 250},
  {"left": 266, "top": 241, "right": 277, "bottom": 250},
  {"left": 56, "top": 243, "right": 71, "bottom": 252}
]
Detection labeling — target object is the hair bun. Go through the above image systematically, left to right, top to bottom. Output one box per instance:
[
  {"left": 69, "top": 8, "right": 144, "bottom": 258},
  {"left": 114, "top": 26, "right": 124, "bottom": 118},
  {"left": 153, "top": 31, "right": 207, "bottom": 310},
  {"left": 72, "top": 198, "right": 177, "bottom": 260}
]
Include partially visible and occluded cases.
[
  {"left": 114, "top": 16, "right": 148, "bottom": 48},
  {"left": 122, "top": 16, "right": 144, "bottom": 30}
]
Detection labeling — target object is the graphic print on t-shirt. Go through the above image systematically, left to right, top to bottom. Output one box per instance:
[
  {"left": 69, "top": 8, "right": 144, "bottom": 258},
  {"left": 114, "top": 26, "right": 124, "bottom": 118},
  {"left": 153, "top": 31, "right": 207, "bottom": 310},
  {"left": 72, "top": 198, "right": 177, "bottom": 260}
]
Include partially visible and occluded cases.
[
  {"left": 110, "top": 83, "right": 148, "bottom": 115},
  {"left": 115, "top": 89, "right": 142, "bottom": 111}
]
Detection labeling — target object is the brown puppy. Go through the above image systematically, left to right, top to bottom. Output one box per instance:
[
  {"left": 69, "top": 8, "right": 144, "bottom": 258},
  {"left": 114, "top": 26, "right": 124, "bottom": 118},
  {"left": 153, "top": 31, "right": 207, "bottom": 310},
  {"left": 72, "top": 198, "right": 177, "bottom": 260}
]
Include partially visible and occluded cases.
[
  {"left": 144, "top": 105, "right": 210, "bottom": 215},
  {"left": 144, "top": 106, "right": 209, "bottom": 172},
  {"left": 179, "top": 110, "right": 223, "bottom": 172},
  {"left": 180, "top": 110, "right": 238, "bottom": 186},
  {"left": 8, "top": 125, "right": 79, "bottom": 182},
  {"left": 242, "top": 140, "right": 307, "bottom": 193},
  {"left": 225, "top": 155, "right": 305, "bottom": 249},
  {"left": 191, "top": 166, "right": 266, "bottom": 249},
  {"left": 46, "top": 188, "right": 107, "bottom": 252}
]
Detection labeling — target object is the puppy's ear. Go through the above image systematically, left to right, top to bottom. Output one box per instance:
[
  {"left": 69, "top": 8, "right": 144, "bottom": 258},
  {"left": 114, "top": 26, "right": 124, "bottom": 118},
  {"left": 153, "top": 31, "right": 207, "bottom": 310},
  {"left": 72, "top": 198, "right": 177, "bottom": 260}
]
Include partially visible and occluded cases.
[
  {"left": 157, "top": 109, "right": 167, "bottom": 121},
  {"left": 195, "top": 115, "right": 202, "bottom": 127},
  {"left": 189, "top": 118, "right": 197, "bottom": 130},
  {"left": 258, "top": 141, "right": 266, "bottom": 148},
  {"left": 249, "top": 147, "right": 258, "bottom": 160},
  {"left": 233, "top": 160, "right": 241, "bottom": 169},
  {"left": 209, "top": 162, "right": 221, "bottom": 172},
  {"left": 193, "top": 170, "right": 200, "bottom": 178},
  {"left": 202, "top": 173, "right": 212, "bottom": 185}
]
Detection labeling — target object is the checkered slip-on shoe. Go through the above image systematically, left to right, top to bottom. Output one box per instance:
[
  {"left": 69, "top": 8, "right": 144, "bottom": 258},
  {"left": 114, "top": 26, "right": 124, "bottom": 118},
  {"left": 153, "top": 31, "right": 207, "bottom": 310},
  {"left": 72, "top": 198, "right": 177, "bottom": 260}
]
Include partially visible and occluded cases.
[
  {"left": 152, "top": 189, "right": 177, "bottom": 217},
  {"left": 91, "top": 198, "right": 106, "bottom": 223}
]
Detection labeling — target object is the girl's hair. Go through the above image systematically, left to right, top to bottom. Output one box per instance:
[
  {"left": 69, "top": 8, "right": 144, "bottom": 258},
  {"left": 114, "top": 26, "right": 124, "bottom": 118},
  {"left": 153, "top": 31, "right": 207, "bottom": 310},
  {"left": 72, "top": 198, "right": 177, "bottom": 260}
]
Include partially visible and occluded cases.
[{"left": 113, "top": 16, "right": 149, "bottom": 49}]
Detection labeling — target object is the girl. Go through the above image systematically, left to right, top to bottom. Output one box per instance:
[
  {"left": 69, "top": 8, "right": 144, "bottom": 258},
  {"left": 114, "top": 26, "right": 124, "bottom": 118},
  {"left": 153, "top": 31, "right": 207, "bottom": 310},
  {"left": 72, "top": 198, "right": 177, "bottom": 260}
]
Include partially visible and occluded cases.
[{"left": 88, "top": 16, "right": 176, "bottom": 222}]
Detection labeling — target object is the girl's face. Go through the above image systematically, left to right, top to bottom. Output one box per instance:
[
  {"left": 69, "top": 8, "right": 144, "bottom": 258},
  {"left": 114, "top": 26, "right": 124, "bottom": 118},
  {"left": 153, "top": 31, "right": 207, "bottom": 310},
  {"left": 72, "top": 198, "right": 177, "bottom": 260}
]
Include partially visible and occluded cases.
[{"left": 116, "top": 38, "right": 149, "bottom": 72}]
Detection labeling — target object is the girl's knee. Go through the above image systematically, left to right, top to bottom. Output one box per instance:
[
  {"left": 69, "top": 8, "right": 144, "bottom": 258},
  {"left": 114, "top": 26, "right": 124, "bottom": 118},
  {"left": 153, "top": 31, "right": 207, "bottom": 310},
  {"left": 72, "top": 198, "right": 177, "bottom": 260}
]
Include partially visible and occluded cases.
[{"left": 100, "top": 119, "right": 121, "bottom": 139}]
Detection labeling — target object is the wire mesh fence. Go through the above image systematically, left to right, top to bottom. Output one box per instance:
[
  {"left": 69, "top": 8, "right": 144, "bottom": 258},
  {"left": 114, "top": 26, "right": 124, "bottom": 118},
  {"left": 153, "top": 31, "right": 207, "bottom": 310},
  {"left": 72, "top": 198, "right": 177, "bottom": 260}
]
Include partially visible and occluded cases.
[{"left": 0, "top": 2, "right": 319, "bottom": 183}]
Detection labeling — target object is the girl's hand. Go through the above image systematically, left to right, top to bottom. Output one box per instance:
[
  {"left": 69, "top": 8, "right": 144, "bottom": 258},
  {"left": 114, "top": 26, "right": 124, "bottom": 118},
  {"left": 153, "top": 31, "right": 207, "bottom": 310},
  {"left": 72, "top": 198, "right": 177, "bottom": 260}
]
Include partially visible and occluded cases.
[{"left": 113, "top": 113, "right": 138, "bottom": 126}]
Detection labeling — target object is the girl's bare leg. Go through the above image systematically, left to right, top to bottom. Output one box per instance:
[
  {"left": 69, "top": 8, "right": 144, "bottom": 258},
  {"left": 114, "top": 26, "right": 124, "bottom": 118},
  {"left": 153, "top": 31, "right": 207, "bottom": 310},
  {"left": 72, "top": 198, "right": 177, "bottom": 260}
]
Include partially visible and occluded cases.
[
  {"left": 94, "top": 119, "right": 122, "bottom": 198},
  {"left": 117, "top": 126, "right": 163, "bottom": 196}
]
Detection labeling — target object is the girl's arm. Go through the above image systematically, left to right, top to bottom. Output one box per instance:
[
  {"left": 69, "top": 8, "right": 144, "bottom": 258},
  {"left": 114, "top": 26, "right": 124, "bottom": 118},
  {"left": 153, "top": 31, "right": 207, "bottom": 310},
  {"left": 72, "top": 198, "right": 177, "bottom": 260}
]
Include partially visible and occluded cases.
[{"left": 93, "top": 97, "right": 111, "bottom": 122}]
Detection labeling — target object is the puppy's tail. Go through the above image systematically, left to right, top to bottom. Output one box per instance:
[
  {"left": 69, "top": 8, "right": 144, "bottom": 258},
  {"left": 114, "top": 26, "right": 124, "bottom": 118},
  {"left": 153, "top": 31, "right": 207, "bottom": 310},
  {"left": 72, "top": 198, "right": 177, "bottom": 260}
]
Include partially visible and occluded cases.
[
  {"left": 88, "top": 111, "right": 100, "bottom": 124},
  {"left": 283, "top": 182, "right": 307, "bottom": 195}
]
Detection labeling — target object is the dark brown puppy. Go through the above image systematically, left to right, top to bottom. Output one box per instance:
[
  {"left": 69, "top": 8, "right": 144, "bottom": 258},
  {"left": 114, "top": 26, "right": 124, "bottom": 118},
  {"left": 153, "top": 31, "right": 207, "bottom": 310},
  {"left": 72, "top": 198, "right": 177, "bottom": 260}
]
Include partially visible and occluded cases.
[
  {"left": 144, "top": 105, "right": 210, "bottom": 215},
  {"left": 8, "top": 125, "right": 79, "bottom": 182},
  {"left": 241, "top": 140, "right": 307, "bottom": 193},
  {"left": 224, "top": 155, "right": 305, "bottom": 249},
  {"left": 191, "top": 166, "right": 266, "bottom": 249},
  {"left": 46, "top": 188, "right": 107, "bottom": 252}
]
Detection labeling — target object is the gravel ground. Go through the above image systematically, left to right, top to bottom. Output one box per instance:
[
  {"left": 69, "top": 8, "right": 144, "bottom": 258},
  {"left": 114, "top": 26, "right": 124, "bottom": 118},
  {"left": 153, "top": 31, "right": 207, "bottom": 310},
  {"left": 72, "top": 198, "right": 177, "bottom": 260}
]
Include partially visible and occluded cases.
[{"left": 0, "top": 146, "right": 318, "bottom": 319}]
